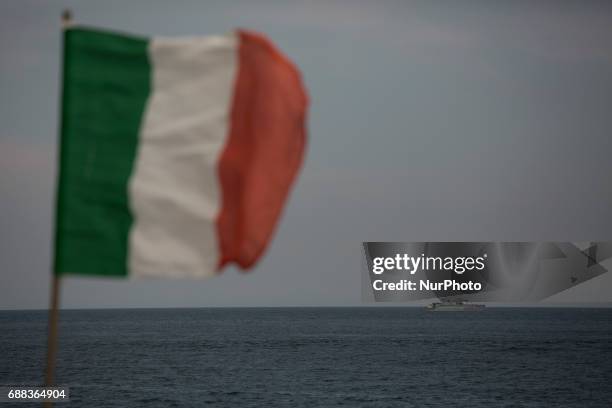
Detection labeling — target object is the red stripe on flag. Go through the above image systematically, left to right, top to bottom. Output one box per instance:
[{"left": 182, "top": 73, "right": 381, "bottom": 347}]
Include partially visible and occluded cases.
[{"left": 216, "top": 30, "right": 308, "bottom": 271}]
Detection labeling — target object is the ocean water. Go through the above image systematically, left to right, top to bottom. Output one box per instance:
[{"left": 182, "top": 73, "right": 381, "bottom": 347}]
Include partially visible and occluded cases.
[{"left": 1, "top": 307, "right": 611, "bottom": 407}]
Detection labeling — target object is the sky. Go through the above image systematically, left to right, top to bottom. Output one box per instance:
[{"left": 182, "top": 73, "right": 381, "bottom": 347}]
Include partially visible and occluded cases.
[{"left": 2, "top": 0, "right": 612, "bottom": 309}]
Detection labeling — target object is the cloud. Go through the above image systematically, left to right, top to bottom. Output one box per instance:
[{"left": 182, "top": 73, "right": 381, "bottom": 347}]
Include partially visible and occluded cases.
[
  {"left": 223, "top": 1, "right": 612, "bottom": 64},
  {"left": 452, "top": 4, "right": 612, "bottom": 64},
  {"left": 0, "top": 139, "right": 54, "bottom": 171}
]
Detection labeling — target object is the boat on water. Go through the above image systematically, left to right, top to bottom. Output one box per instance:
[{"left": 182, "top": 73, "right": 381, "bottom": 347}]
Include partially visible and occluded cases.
[{"left": 426, "top": 299, "right": 485, "bottom": 311}]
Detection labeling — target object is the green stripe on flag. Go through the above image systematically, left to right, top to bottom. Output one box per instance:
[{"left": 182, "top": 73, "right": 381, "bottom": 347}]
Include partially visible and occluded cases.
[{"left": 54, "top": 28, "right": 151, "bottom": 276}]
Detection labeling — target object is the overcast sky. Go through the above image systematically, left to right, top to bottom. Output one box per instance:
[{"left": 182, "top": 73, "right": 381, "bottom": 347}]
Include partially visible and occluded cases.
[{"left": 2, "top": 0, "right": 612, "bottom": 309}]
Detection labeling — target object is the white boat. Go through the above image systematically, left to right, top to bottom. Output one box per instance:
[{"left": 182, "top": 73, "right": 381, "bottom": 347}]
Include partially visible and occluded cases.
[{"left": 426, "top": 299, "right": 485, "bottom": 311}]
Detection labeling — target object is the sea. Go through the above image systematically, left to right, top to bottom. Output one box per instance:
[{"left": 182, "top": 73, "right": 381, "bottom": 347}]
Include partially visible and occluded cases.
[{"left": 1, "top": 307, "right": 611, "bottom": 407}]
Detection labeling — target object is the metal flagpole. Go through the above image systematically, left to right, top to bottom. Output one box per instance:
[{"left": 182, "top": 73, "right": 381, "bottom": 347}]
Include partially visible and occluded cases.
[{"left": 44, "top": 10, "right": 72, "bottom": 408}]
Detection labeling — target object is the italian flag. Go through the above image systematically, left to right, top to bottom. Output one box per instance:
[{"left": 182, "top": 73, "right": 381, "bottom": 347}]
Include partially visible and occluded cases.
[{"left": 54, "top": 27, "right": 308, "bottom": 278}]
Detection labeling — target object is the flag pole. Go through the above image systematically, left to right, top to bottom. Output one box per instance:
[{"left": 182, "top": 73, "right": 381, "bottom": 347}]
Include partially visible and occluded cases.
[
  {"left": 44, "top": 10, "right": 72, "bottom": 407},
  {"left": 44, "top": 275, "right": 61, "bottom": 388}
]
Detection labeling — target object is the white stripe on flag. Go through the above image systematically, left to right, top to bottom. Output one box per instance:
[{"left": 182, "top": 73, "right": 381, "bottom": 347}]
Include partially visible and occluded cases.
[{"left": 128, "top": 34, "right": 238, "bottom": 278}]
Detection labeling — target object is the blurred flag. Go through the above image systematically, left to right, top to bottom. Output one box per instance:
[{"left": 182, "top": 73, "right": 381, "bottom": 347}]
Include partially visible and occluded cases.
[{"left": 54, "top": 27, "right": 308, "bottom": 278}]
